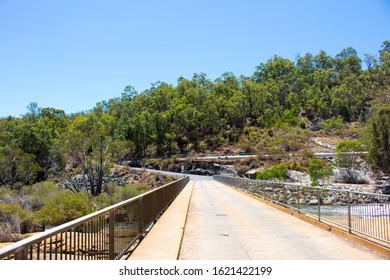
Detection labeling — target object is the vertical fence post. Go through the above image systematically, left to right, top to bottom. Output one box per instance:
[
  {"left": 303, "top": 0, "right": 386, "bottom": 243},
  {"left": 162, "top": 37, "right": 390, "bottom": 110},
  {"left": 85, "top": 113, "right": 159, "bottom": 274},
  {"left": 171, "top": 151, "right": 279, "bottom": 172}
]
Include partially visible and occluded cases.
[
  {"left": 212, "top": 175, "right": 390, "bottom": 245},
  {"left": 272, "top": 184, "right": 275, "bottom": 202},
  {"left": 297, "top": 184, "right": 300, "bottom": 214},
  {"left": 317, "top": 188, "right": 321, "bottom": 221},
  {"left": 347, "top": 191, "right": 352, "bottom": 233},
  {"left": 138, "top": 197, "right": 144, "bottom": 241},
  {"left": 108, "top": 210, "right": 115, "bottom": 260},
  {"left": 14, "top": 248, "right": 28, "bottom": 260}
]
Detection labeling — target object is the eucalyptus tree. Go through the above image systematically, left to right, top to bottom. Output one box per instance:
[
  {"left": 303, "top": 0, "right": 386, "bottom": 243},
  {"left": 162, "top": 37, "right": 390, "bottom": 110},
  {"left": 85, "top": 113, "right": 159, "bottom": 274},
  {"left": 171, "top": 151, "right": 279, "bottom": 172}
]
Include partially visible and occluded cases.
[{"left": 57, "top": 112, "right": 116, "bottom": 196}]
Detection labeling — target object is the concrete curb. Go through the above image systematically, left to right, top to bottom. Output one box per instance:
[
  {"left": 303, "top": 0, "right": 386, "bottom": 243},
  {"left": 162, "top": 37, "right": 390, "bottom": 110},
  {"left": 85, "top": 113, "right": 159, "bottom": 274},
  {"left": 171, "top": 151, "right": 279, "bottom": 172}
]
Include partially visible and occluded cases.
[{"left": 129, "top": 181, "right": 194, "bottom": 260}]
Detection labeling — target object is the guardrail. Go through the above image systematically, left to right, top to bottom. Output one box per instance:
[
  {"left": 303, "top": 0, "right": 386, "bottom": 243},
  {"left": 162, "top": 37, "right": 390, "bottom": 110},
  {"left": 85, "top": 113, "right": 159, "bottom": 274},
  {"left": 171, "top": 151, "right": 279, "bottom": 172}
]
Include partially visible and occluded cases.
[
  {"left": 214, "top": 175, "right": 390, "bottom": 246},
  {"left": 0, "top": 176, "right": 190, "bottom": 260}
]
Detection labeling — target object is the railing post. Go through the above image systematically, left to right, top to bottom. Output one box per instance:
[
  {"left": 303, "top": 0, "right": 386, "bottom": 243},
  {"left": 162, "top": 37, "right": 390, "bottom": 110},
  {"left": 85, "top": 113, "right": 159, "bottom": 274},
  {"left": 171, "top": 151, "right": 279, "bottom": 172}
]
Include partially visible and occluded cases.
[
  {"left": 297, "top": 184, "right": 300, "bottom": 214},
  {"left": 272, "top": 185, "right": 275, "bottom": 202},
  {"left": 317, "top": 188, "right": 321, "bottom": 221},
  {"left": 347, "top": 191, "right": 352, "bottom": 233},
  {"left": 138, "top": 197, "right": 144, "bottom": 239},
  {"left": 108, "top": 210, "right": 115, "bottom": 260},
  {"left": 14, "top": 248, "right": 28, "bottom": 260}
]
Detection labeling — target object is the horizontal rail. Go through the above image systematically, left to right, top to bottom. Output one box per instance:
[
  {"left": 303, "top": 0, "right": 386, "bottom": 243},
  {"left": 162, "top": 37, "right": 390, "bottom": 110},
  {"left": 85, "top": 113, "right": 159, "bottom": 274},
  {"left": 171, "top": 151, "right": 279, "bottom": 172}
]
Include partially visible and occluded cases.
[
  {"left": 214, "top": 175, "right": 390, "bottom": 247},
  {"left": 0, "top": 176, "right": 190, "bottom": 260}
]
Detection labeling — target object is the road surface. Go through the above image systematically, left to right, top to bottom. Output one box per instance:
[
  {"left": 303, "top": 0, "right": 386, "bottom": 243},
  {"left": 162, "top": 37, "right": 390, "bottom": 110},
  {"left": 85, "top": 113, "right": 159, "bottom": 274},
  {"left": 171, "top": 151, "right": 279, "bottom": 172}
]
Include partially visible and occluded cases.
[{"left": 179, "top": 179, "right": 387, "bottom": 260}]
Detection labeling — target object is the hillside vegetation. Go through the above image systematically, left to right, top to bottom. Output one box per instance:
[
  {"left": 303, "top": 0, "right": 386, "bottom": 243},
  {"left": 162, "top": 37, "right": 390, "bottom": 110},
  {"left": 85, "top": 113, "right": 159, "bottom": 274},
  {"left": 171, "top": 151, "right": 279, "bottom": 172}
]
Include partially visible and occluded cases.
[
  {"left": 1, "top": 41, "right": 390, "bottom": 242},
  {"left": 1, "top": 42, "right": 389, "bottom": 185}
]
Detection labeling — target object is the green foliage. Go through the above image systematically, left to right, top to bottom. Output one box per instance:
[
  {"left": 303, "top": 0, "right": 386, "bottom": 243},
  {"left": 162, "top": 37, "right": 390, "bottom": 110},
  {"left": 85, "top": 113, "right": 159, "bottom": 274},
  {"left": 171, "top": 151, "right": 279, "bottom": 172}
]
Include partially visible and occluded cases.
[
  {"left": 1, "top": 41, "right": 390, "bottom": 188},
  {"left": 367, "top": 106, "right": 390, "bottom": 172},
  {"left": 56, "top": 112, "right": 115, "bottom": 196},
  {"left": 322, "top": 116, "right": 343, "bottom": 131},
  {"left": 335, "top": 140, "right": 364, "bottom": 180},
  {"left": 0, "top": 145, "right": 42, "bottom": 185},
  {"left": 301, "top": 149, "right": 315, "bottom": 158},
  {"left": 308, "top": 159, "right": 333, "bottom": 186},
  {"left": 288, "top": 161, "right": 306, "bottom": 172},
  {"left": 256, "top": 163, "right": 288, "bottom": 181},
  {"left": 20, "top": 182, "right": 61, "bottom": 211},
  {"left": 113, "top": 184, "right": 149, "bottom": 202},
  {"left": 37, "top": 191, "right": 93, "bottom": 226},
  {"left": 0, "top": 203, "right": 36, "bottom": 236}
]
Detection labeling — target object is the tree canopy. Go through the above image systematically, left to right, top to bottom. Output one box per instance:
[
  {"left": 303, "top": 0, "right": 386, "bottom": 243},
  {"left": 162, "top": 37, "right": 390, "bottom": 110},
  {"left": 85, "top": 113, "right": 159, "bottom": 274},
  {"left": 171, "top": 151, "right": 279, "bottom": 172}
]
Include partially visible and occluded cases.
[{"left": 0, "top": 41, "right": 389, "bottom": 190}]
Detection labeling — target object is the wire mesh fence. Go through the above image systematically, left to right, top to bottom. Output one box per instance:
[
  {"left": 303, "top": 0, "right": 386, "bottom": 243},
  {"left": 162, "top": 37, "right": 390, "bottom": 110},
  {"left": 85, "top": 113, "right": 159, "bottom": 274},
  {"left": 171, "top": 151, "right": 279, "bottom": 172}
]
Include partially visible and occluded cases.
[{"left": 214, "top": 175, "right": 390, "bottom": 246}]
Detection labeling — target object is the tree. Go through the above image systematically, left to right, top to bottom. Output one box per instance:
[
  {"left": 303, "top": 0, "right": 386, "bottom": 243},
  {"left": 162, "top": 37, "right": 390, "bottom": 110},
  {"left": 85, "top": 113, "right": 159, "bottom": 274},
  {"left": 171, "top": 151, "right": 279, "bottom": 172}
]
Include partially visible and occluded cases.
[
  {"left": 378, "top": 40, "right": 390, "bottom": 86},
  {"left": 379, "top": 40, "right": 390, "bottom": 70},
  {"left": 313, "top": 50, "right": 334, "bottom": 70},
  {"left": 364, "top": 53, "right": 378, "bottom": 71},
  {"left": 253, "top": 55, "right": 297, "bottom": 84},
  {"left": 121, "top": 85, "right": 138, "bottom": 100},
  {"left": 26, "top": 102, "right": 40, "bottom": 120},
  {"left": 367, "top": 106, "right": 390, "bottom": 173},
  {"left": 57, "top": 113, "right": 115, "bottom": 196},
  {"left": 335, "top": 140, "right": 364, "bottom": 182},
  {"left": 0, "top": 145, "right": 42, "bottom": 185},
  {"left": 308, "top": 158, "right": 333, "bottom": 186}
]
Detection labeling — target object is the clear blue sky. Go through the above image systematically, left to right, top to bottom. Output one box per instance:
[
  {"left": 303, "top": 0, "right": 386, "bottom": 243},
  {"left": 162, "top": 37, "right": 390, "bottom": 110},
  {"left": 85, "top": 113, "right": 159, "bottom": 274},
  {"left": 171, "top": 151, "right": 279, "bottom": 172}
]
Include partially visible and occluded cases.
[{"left": 0, "top": 0, "right": 389, "bottom": 117}]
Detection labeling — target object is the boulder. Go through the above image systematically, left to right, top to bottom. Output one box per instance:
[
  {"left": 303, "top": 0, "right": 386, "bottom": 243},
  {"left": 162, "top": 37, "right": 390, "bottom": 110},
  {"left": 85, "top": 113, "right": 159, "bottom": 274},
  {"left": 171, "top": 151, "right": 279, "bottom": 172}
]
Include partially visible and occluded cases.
[
  {"left": 288, "top": 197, "right": 298, "bottom": 204},
  {"left": 308, "top": 199, "right": 319, "bottom": 205},
  {"left": 323, "top": 199, "right": 333, "bottom": 205}
]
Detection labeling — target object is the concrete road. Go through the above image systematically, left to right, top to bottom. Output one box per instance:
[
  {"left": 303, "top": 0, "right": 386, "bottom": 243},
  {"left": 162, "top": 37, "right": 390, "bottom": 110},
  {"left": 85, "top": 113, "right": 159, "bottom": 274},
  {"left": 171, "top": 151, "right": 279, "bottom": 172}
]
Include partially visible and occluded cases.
[
  {"left": 130, "top": 167, "right": 213, "bottom": 181},
  {"left": 179, "top": 180, "right": 387, "bottom": 260}
]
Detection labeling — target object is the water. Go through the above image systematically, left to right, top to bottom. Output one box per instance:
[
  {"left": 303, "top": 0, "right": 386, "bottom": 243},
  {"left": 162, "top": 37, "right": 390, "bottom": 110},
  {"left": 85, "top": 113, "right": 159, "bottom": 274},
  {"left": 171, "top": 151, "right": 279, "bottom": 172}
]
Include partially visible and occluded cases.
[{"left": 296, "top": 204, "right": 389, "bottom": 218}]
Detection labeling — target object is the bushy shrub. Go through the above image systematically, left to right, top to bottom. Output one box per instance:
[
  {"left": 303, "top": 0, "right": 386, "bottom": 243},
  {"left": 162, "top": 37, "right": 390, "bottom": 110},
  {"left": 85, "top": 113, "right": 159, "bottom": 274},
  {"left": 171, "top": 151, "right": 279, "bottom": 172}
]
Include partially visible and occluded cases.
[
  {"left": 322, "top": 116, "right": 343, "bottom": 131},
  {"left": 335, "top": 140, "right": 363, "bottom": 181},
  {"left": 301, "top": 149, "right": 314, "bottom": 158},
  {"left": 308, "top": 158, "right": 333, "bottom": 186},
  {"left": 288, "top": 161, "right": 306, "bottom": 172},
  {"left": 256, "top": 163, "right": 288, "bottom": 180},
  {"left": 20, "top": 182, "right": 61, "bottom": 211},
  {"left": 102, "top": 183, "right": 149, "bottom": 207},
  {"left": 112, "top": 185, "right": 145, "bottom": 202},
  {"left": 37, "top": 191, "right": 92, "bottom": 227},
  {"left": 92, "top": 192, "right": 114, "bottom": 209},
  {"left": 0, "top": 203, "right": 36, "bottom": 240}
]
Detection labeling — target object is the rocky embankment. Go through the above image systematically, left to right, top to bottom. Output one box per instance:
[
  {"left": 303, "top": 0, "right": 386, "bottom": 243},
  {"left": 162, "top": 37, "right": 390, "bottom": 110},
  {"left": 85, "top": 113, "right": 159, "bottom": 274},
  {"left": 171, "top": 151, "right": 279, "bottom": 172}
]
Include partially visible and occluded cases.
[
  {"left": 62, "top": 166, "right": 175, "bottom": 191},
  {"left": 245, "top": 182, "right": 389, "bottom": 206}
]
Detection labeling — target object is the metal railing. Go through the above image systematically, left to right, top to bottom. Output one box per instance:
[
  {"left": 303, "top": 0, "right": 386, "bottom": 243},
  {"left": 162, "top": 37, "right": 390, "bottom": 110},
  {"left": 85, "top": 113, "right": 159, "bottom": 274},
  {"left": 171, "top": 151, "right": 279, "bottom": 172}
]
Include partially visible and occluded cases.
[
  {"left": 214, "top": 175, "right": 390, "bottom": 246},
  {"left": 0, "top": 176, "right": 189, "bottom": 260}
]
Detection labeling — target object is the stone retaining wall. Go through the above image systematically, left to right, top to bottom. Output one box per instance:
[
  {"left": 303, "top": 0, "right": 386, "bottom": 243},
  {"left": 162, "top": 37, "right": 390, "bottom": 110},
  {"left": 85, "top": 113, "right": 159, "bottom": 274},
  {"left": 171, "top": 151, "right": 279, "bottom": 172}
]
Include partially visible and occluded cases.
[{"left": 242, "top": 183, "right": 389, "bottom": 206}]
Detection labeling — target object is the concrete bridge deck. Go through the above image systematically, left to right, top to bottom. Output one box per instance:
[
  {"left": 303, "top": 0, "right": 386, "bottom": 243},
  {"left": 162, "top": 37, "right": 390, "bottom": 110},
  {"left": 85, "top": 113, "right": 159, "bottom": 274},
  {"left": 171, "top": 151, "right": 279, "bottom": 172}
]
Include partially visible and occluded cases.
[{"left": 130, "top": 178, "right": 388, "bottom": 260}]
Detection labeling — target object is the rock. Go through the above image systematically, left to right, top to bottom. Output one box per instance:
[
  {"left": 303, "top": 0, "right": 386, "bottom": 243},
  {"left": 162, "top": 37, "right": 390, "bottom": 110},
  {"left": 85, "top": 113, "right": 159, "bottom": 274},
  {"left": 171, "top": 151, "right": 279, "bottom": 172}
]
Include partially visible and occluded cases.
[
  {"left": 308, "top": 117, "right": 324, "bottom": 131},
  {"left": 313, "top": 139, "right": 336, "bottom": 150},
  {"left": 332, "top": 167, "right": 374, "bottom": 184},
  {"left": 287, "top": 170, "right": 310, "bottom": 183},
  {"left": 288, "top": 197, "right": 298, "bottom": 204},
  {"left": 308, "top": 199, "right": 319, "bottom": 205},
  {"left": 323, "top": 199, "right": 333, "bottom": 205},
  {"left": 334, "top": 202, "right": 346, "bottom": 206}
]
